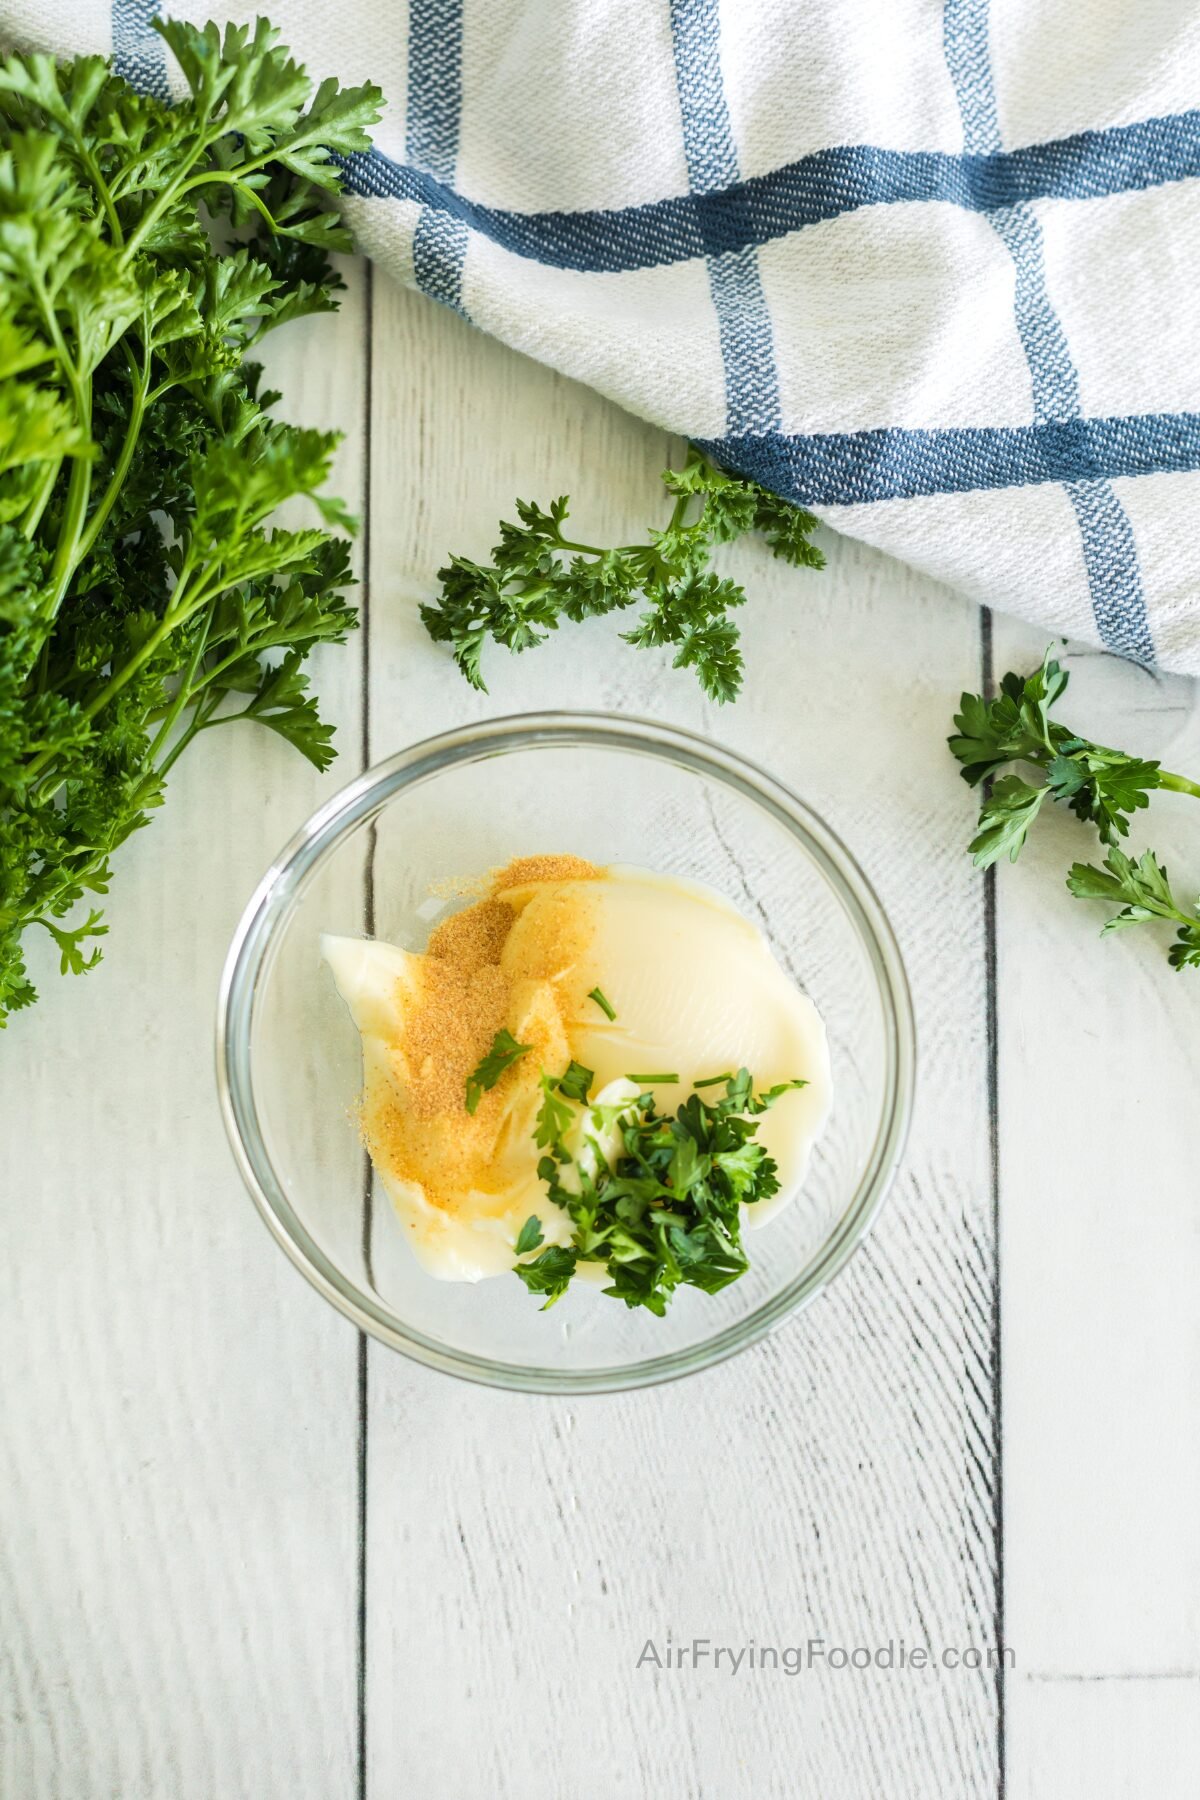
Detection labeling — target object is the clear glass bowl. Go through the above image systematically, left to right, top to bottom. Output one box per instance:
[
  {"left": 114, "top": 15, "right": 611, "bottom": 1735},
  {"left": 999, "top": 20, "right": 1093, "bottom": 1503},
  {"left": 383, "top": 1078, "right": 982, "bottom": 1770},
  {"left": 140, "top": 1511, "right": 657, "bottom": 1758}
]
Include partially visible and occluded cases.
[{"left": 217, "top": 714, "right": 914, "bottom": 1393}]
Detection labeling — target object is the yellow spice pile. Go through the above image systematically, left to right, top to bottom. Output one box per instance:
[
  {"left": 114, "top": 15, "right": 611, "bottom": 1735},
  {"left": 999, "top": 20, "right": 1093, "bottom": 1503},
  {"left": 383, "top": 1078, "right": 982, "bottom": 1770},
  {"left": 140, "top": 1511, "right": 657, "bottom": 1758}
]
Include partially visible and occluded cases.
[{"left": 364, "top": 854, "right": 600, "bottom": 1209}]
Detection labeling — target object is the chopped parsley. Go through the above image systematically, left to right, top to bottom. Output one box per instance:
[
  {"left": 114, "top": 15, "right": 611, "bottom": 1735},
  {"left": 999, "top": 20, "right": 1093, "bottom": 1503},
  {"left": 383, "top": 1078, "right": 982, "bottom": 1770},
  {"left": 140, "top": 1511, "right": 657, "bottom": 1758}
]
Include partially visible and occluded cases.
[
  {"left": 464, "top": 1028, "right": 531, "bottom": 1115},
  {"left": 556, "top": 1060, "right": 595, "bottom": 1103},
  {"left": 514, "top": 1067, "right": 807, "bottom": 1315},
  {"left": 534, "top": 1072, "right": 575, "bottom": 1149},
  {"left": 514, "top": 1215, "right": 545, "bottom": 1255},
  {"left": 512, "top": 1245, "right": 577, "bottom": 1307}
]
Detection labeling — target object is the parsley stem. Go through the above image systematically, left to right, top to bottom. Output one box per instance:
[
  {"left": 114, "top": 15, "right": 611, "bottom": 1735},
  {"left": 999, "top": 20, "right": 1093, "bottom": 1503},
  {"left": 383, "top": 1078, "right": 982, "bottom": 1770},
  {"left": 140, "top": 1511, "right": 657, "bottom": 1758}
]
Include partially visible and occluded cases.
[
  {"left": 120, "top": 130, "right": 220, "bottom": 261},
  {"left": 74, "top": 136, "right": 125, "bottom": 245},
  {"left": 181, "top": 139, "right": 325, "bottom": 200},
  {"left": 186, "top": 173, "right": 285, "bottom": 239},
  {"left": 29, "top": 271, "right": 93, "bottom": 619},
  {"left": 76, "top": 345, "right": 151, "bottom": 563},
  {"left": 44, "top": 455, "right": 92, "bottom": 620},
  {"left": 21, "top": 457, "right": 62, "bottom": 540},
  {"left": 551, "top": 536, "right": 602, "bottom": 556},
  {"left": 553, "top": 539, "right": 661, "bottom": 559},
  {"left": 23, "top": 565, "right": 208, "bottom": 785},
  {"left": 147, "top": 597, "right": 216, "bottom": 766},
  {"left": 177, "top": 627, "right": 320, "bottom": 697},
  {"left": 158, "top": 686, "right": 225, "bottom": 778},
  {"left": 1158, "top": 771, "right": 1200, "bottom": 801}
]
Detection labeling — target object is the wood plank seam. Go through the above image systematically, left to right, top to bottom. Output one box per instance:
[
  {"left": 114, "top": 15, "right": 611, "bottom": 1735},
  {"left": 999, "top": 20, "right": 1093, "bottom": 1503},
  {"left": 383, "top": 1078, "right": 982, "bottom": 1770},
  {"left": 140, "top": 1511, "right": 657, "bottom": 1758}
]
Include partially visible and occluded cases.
[
  {"left": 357, "top": 257, "right": 376, "bottom": 1800},
  {"left": 983, "top": 603, "right": 1007, "bottom": 1799}
]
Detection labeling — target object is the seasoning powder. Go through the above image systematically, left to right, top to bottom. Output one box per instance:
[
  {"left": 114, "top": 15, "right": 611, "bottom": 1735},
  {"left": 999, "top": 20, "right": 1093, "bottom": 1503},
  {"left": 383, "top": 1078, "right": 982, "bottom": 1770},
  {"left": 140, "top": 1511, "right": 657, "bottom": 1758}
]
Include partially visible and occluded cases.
[{"left": 362, "top": 856, "right": 600, "bottom": 1212}]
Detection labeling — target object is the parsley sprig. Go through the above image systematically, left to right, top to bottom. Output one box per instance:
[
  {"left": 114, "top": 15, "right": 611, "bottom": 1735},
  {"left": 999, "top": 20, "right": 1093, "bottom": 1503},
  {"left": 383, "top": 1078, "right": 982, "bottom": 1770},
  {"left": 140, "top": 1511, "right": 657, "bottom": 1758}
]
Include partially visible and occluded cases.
[
  {"left": 0, "top": 21, "right": 383, "bottom": 1022},
  {"left": 419, "top": 449, "right": 824, "bottom": 704},
  {"left": 950, "top": 650, "right": 1200, "bottom": 968},
  {"left": 1067, "top": 851, "right": 1200, "bottom": 971},
  {"left": 514, "top": 1065, "right": 806, "bottom": 1315}
]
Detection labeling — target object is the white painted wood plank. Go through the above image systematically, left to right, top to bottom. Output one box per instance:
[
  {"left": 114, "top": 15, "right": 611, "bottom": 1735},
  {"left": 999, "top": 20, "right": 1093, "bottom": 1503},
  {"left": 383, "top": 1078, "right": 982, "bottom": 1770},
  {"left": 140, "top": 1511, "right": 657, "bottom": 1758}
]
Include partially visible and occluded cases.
[
  {"left": 0, "top": 265, "right": 370, "bottom": 1798},
  {"left": 363, "top": 278, "right": 1000, "bottom": 1798},
  {"left": 994, "top": 620, "right": 1200, "bottom": 1704},
  {"left": 1009, "top": 1677, "right": 1200, "bottom": 1800}
]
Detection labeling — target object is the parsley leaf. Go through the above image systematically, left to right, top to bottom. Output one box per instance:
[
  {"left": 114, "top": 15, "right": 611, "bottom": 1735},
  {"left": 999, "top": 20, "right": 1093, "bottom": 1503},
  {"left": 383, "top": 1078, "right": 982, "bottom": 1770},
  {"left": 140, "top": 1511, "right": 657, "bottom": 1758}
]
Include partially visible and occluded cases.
[
  {"left": 0, "top": 23, "right": 383, "bottom": 1023},
  {"left": 419, "top": 448, "right": 824, "bottom": 704},
  {"left": 950, "top": 649, "right": 1171, "bottom": 868},
  {"left": 967, "top": 776, "right": 1050, "bottom": 867},
  {"left": 1067, "top": 850, "right": 1200, "bottom": 969},
  {"left": 1171, "top": 925, "right": 1200, "bottom": 971},
  {"left": 465, "top": 1027, "right": 532, "bottom": 1114},
  {"left": 555, "top": 1059, "right": 594, "bottom": 1103},
  {"left": 534, "top": 1071, "right": 574, "bottom": 1151},
  {"left": 745, "top": 1077, "right": 809, "bottom": 1113},
  {"left": 514, "top": 1214, "right": 545, "bottom": 1255},
  {"left": 513, "top": 1244, "right": 577, "bottom": 1309}
]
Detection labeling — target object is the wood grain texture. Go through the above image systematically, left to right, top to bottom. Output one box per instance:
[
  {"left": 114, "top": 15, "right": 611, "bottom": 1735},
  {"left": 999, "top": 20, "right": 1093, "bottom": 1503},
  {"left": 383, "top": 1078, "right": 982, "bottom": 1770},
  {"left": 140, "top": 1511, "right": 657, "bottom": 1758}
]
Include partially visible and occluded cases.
[
  {"left": 8, "top": 251, "right": 1198, "bottom": 1799},
  {"left": 0, "top": 266, "right": 370, "bottom": 1799},
  {"left": 362, "top": 275, "right": 1001, "bottom": 1800},
  {"left": 993, "top": 619, "right": 1200, "bottom": 1763}
]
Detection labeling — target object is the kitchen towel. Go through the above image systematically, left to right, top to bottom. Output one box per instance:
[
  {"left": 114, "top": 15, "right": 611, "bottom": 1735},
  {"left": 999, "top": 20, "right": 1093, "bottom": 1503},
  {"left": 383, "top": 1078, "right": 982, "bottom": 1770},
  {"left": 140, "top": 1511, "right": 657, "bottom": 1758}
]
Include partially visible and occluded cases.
[{"left": 12, "top": 0, "right": 1200, "bottom": 671}]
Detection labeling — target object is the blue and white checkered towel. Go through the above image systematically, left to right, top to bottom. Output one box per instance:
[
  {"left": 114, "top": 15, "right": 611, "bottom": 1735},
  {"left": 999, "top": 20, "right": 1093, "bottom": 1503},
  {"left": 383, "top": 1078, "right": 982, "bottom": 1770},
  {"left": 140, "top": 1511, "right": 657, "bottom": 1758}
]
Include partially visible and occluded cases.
[{"left": 17, "top": 0, "right": 1200, "bottom": 672}]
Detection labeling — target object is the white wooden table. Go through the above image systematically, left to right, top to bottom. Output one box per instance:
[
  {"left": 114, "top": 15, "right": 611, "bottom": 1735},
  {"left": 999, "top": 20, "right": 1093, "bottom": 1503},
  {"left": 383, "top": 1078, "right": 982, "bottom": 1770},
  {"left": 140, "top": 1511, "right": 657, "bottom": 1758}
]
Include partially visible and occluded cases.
[{"left": 4, "top": 261, "right": 1199, "bottom": 1800}]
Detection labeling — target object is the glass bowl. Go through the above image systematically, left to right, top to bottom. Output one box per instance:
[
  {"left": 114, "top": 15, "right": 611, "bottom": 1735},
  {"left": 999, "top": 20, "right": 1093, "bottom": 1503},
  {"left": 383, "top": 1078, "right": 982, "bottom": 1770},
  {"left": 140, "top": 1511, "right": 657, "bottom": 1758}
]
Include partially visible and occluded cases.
[{"left": 217, "top": 714, "right": 914, "bottom": 1393}]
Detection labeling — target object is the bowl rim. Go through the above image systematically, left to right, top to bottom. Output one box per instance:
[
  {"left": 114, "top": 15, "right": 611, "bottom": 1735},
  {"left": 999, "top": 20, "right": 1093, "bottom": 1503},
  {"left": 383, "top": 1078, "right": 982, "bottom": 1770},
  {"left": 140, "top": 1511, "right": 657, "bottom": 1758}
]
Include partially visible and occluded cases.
[{"left": 216, "top": 711, "right": 915, "bottom": 1394}]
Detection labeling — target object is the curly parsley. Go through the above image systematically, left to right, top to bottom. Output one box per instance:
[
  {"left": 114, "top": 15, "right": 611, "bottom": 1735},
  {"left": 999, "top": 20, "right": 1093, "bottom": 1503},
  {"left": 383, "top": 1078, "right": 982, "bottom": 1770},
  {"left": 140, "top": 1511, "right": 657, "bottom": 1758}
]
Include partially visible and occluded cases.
[
  {"left": 0, "top": 21, "right": 383, "bottom": 1022},
  {"left": 419, "top": 449, "right": 824, "bottom": 705}
]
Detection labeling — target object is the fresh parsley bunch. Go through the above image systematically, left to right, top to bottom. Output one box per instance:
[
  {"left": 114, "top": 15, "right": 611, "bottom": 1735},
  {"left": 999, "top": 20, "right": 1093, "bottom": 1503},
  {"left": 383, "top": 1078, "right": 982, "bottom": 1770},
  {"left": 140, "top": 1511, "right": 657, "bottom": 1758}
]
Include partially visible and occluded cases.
[
  {"left": 0, "top": 20, "right": 383, "bottom": 1023},
  {"left": 420, "top": 449, "right": 824, "bottom": 704},
  {"left": 950, "top": 651, "right": 1200, "bottom": 969},
  {"left": 514, "top": 1065, "right": 806, "bottom": 1315}
]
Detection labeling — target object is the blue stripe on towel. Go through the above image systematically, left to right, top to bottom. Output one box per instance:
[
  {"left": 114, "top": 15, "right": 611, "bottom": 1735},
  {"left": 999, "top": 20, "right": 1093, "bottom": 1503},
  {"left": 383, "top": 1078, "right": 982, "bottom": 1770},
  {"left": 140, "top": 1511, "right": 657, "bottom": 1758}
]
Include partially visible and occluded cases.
[
  {"left": 106, "top": 0, "right": 1200, "bottom": 550},
  {"left": 111, "top": 0, "right": 169, "bottom": 99},
  {"left": 407, "top": 0, "right": 468, "bottom": 316},
  {"left": 668, "top": 0, "right": 781, "bottom": 435},
  {"left": 669, "top": 0, "right": 739, "bottom": 193},
  {"left": 943, "top": 0, "right": 1153, "bottom": 660},
  {"left": 339, "top": 111, "right": 1200, "bottom": 273},
  {"left": 698, "top": 412, "right": 1200, "bottom": 506}
]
